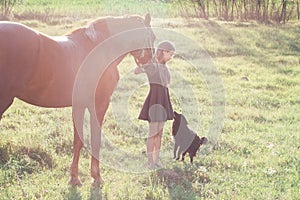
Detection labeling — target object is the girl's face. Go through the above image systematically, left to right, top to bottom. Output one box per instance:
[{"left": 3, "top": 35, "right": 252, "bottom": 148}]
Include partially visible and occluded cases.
[{"left": 162, "top": 50, "right": 174, "bottom": 63}]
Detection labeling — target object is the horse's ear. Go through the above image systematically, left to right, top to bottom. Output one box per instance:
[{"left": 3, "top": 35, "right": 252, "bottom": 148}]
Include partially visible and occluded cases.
[
  {"left": 144, "top": 13, "right": 151, "bottom": 27},
  {"left": 85, "top": 23, "right": 97, "bottom": 41}
]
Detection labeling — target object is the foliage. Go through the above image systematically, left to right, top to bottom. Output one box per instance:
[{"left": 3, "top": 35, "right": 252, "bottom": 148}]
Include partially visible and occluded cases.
[
  {"left": 0, "top": 0, "right": 22, "bottom": 19},
  {"left": 3, "top": 0, "right": 299, "bottom": 23},
  {"left": 173, "top": 0, "right": 300, "bottom": 23}
]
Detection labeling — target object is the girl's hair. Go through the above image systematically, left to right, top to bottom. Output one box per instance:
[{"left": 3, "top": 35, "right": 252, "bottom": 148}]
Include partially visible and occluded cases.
[{"left": 155, "top": 40, "right": 175, "bottom": 64}]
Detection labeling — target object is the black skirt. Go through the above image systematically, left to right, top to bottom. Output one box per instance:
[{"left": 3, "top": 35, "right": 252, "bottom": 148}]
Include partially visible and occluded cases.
[{"left": 138, "top": 84, "right": 174, "bottom": 122}]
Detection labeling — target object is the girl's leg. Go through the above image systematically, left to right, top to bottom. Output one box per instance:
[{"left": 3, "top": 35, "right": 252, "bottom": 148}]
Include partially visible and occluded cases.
[
  {"left": 147, "top": 122, "right": 158, "bottom": 166},
  {"left": 153, "top": 122, "right": 164, "bottom": 165},
  {"left": 153, "top": 129, "right": 163, "bottom": 165},
  {"left": 146, "top": 135, "right": 155, "bottom": 166}
]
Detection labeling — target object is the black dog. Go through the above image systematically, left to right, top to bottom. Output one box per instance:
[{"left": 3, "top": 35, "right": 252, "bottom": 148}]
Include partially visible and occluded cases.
[{"left": 172, "top": 111, "right": 208, "bottom": 163}]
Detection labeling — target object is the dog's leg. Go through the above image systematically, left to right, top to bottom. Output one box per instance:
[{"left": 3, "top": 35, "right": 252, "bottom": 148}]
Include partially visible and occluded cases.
[
  {"left": 173, "top": 143, "right": 179, "bottom": 159},
  {"left": 177, "top": 146, "right": 184, "bottom": 160},
  {"left": 181, "top": 151, "right": 187, "bottom": 161},
  {"left": 190, "top": 155, "right": 193, "bottom": 163}
]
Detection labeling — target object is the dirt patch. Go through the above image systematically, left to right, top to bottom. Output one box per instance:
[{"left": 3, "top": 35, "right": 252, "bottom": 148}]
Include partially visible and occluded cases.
[{"left": 156, "top": 169, "right": 185, "bottom": 186}]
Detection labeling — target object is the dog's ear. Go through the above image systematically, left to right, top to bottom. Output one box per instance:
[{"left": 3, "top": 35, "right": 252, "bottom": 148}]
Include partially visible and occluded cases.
[{"left": 173, "top": 111, "right": 179, "bottom": 119}]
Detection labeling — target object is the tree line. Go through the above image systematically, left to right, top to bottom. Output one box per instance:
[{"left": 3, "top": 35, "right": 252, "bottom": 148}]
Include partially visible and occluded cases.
[
  {"left": 0, "top": 0, "right": 20, "bottom": 20},
  {"left": 1, "top": 0, "right": 299, "bottom": 24},
  {"left": 174, "top": 0, "right": 299, "bottom": 23}
]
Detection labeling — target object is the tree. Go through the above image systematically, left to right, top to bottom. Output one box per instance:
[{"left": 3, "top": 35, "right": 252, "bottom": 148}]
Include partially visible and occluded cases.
[
  {"left": 0, "top": 0, "right": 21, "bottom": 19},
  {"left": 280, "top": 0, "right": 287, "bottom": 23},
  {"left": 296, "top": 0, "right": 299, "bottom": 20}
]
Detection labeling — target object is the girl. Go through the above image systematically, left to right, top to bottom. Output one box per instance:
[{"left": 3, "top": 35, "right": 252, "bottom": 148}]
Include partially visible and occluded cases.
[{"left": 134, "top": 40, "right": 175, "bottom": 169}]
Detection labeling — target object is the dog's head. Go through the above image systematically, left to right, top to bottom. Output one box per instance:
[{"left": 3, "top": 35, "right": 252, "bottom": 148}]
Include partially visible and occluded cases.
[
  {"left": 172, "top": 111, "right": 188, "bottom": 136},
  {"left": 200, "top": 137, "right": 208, "bottom": 145}
]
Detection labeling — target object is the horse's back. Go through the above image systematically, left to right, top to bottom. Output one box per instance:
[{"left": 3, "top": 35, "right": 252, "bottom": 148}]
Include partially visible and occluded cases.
[
  {"left": 0, "top": 21, "right": 40, "bottom": 42},
  {"left": 0, "top": 22, "right": 40, "bottom": 96}
]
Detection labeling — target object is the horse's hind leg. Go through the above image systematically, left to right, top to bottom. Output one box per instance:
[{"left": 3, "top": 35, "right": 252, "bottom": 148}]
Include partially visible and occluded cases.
[
  {"left": 0, "top": 97, "right": 14, "bottom": 120},
  {"left": 89, "top": 105, "right": 105, "bottom": 187},
  {"left": 69, "top": 107, "right": 85, "bottom": 187}
]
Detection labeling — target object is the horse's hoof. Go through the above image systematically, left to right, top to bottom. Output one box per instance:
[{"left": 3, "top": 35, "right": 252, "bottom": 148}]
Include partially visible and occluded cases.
[
  {"left": 68, "top": 177, "right": 82, "bottom": 187},
  {"left": 92, "top": 177, "right": 104, "bottom": 187}
]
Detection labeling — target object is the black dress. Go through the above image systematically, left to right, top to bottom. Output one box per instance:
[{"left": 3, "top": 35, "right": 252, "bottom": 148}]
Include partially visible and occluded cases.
[{"left": 138, "top": 62, "right": 174, "bottom": 122}]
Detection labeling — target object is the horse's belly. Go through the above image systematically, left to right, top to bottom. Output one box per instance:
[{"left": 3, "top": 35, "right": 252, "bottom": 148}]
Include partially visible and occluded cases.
[
  {"left": 16, "top": 35, "right": 78, "bottom": 108},
  {"left": 17, "top": 76, "right": 74, "bottom": 108},
  {"left": 18, "top": 90, "right": 72, "bottom": 108}
]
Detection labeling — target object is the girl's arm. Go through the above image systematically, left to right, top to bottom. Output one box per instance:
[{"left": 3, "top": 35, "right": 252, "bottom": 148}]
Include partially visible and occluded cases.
[
  {"left": 134, "top": 62, "right": 155, "bottom": 75},
  {"left": 134, "top": 66, "right": 145, "bottom": 74}
]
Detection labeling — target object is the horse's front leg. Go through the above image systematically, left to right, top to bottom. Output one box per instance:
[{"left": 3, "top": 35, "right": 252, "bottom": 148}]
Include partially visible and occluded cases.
[
  {"left": 90, "top": 62, "right": 120, "bottom": 186},
  {"left": 69, "top": 107, "right": 85, "bottom": 186}
]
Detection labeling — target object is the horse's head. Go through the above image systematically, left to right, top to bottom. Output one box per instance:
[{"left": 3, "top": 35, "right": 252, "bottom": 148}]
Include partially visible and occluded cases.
[
  {"left": 85, "top": 14, "right": 155, "bottom": 65},
  {"left": 127, "top": 14, "right": 156, "bottom": 65}
]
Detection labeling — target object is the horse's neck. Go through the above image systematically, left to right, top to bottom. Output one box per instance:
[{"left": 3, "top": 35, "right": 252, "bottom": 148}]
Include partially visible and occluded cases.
[
  {"left": 67, "top": 29, "right": 100, "bottom": 53},
  {"left": 44, "top": 31, "right": 95, "bottom": 64}
]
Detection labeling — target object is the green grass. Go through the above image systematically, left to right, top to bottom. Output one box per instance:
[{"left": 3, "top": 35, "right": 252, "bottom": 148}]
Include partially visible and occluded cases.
[{"left": 1, "top": 3, "right": 300, "bottom": 199}]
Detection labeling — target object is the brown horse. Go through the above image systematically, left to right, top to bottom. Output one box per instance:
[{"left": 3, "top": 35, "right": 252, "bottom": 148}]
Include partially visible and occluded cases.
[{"left": 0, "top": 14, "right": 155, "bottom": 186}]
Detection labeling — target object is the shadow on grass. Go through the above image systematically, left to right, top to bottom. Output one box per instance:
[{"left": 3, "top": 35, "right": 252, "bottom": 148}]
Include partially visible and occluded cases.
[
  {"left": 195, "top": 19, "right": 300, "bottom": 60},
  {"left": 203, "top": 20, "right": 261, "bottom": 58},
  {"left": 151, "top": 164, "right": 209, "bottom": 200},
  {"left": 65, "top": 186, "right": 102, "bottom": 200},
  {"left": 66, "top": 186, "right": 82, "bottom": 200},
  {"left": 88, "top": 186, "right": 102, "bottom": 200}
]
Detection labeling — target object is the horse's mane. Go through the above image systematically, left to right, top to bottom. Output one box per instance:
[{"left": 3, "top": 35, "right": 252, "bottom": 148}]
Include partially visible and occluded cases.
[
  {"left": 66, "top": 15, "right": 144, "bottom": 38},
  {"left": 90, "top": 15, "right": 144, "bottom": 25}
]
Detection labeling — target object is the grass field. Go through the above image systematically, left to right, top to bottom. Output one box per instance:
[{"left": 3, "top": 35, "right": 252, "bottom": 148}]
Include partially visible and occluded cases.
[{"left": 0, "top": 1, "right": 300, "bottom": 199}]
